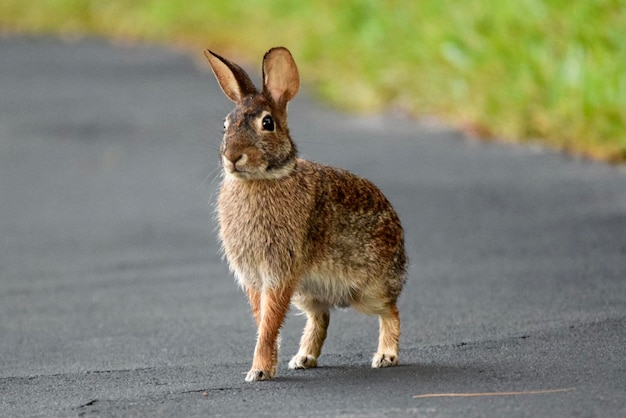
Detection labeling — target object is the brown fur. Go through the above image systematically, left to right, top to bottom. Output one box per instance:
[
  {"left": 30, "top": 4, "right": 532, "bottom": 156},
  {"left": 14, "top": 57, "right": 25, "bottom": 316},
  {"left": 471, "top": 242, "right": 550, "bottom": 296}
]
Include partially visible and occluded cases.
[{"left": 205, "top": 47, "right": 407, "bottom": 381}]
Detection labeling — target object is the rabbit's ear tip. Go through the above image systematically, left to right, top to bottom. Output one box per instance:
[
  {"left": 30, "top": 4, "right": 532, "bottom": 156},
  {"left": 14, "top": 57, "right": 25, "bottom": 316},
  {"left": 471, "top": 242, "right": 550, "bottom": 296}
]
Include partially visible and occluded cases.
[
  {"left": 266, "top": 46, "right": 291, "bottom": 56},
  {"left": 203, "top": 49, "right": 218, "bottom": 60}
]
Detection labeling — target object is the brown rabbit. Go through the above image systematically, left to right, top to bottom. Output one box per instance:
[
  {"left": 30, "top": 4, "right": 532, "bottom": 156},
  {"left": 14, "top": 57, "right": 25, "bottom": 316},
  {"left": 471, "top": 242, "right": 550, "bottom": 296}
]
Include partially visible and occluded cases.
[{"left": 204, "top": 47, "right": 407, "bottom": 382}]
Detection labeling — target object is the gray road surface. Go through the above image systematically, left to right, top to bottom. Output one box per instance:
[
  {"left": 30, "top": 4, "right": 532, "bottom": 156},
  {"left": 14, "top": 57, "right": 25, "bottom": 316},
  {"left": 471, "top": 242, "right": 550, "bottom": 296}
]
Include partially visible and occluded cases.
[{"left": 1, "top": 36, "right": 625, "bottom": 417}]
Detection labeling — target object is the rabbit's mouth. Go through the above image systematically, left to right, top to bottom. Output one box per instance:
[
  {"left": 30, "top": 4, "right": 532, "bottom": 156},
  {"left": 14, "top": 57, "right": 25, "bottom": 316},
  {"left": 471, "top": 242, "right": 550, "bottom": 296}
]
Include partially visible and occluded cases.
[
  {"left": 222, "top": 153, "right": 256, "bottom": 179},
  {"left": 222, "top": 155, "right": 264, "bottom": 180},
  {"left": 223, "top": 155, "right": 295, "bottom": 181},
  {"left": 223, "top": 161, "right": 253, "bottom": 179}
]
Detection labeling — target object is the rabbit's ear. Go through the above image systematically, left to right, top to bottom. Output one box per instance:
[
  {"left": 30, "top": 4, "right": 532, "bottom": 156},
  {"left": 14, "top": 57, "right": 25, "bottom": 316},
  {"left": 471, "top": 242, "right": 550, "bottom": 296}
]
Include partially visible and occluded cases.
[
  {"left": 262, "top": 47, "right": 300, "bottom": 107},
  {"left": 204, "top": 50, "right": 258, "bottom": 103}
]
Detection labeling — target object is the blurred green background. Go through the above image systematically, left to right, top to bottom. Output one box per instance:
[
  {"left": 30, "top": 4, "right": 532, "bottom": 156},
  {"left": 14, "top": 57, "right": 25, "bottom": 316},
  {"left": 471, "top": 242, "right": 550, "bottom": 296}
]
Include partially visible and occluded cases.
[{"left": 2, "top": 0, "right": 625, "bottom": 162}]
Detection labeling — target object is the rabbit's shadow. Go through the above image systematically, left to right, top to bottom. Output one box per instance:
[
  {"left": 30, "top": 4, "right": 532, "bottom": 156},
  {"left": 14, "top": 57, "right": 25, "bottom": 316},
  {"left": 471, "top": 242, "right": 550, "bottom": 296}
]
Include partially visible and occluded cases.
[{"left": 273, "top": 361, "right": 485, "bottom": 388}]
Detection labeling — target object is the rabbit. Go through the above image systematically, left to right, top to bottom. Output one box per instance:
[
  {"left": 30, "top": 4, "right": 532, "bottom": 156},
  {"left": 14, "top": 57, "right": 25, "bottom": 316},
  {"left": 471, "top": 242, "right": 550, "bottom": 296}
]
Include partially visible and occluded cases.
[{"left": 204, "top": 46, "right": 407, "bottom": 382}]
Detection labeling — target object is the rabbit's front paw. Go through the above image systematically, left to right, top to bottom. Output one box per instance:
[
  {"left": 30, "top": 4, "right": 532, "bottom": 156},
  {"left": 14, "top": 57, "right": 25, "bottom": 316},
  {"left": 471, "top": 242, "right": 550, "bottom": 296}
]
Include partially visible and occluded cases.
[
  {"left": 371, "top": 352, "right": 398, "bottom": 368},
  {"left": 288, "top": 354, "right": 317, "bottom": 369},
  {"left": 245, "top": 369, "right": 273, "bottom": 382}
]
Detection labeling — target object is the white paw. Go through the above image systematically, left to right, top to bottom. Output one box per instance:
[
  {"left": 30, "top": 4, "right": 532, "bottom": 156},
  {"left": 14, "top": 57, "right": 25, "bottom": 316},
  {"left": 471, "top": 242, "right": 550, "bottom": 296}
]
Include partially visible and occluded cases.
[
  {"left": 371, "top": 352, "right": 398, "bottom": 368},
  {"left": 288, "top": 354, "right": 318, "bottom": 369},
  {"left": 245, "top": 369, "right": 273, "bottom": 382}
]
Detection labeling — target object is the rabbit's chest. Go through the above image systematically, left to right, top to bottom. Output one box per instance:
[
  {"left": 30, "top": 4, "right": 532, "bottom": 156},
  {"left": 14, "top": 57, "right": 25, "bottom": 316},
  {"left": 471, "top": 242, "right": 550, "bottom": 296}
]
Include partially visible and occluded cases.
[{"left": 218, "top": 182, "right": 309, "bottom": 285}]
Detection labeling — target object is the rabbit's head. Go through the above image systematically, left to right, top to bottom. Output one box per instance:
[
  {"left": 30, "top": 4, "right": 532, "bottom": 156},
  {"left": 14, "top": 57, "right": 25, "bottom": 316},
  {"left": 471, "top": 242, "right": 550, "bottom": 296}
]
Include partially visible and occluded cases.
[{"left": 205, "top": 47, "right": 300, "bottom": 181}]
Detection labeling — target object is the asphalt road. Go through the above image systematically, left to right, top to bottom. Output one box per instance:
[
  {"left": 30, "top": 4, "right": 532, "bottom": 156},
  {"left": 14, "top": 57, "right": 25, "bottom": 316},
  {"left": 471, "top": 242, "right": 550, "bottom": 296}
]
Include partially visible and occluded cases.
[{"left": 1, "top": 36, "right": 625, "bottom": 417}]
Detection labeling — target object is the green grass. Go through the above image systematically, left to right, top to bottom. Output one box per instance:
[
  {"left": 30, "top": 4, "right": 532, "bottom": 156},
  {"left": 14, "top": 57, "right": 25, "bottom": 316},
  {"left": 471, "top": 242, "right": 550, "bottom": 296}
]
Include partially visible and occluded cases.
[{"left": 2, "top": 0, "right": 625, "bottom": 162}]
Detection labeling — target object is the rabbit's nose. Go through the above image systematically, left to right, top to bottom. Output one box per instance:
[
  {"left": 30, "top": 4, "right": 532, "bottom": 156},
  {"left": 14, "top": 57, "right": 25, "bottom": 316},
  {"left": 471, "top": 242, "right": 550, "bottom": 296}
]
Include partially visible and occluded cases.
[
  {"left": 223, "top": 149, "right": 239, "bottom": 164},
  {"left": 223, "top": 150, "right": 248, "bottom": 171},
  {"left": 224, "top": 150, "right": 246, "bottom": 165}
]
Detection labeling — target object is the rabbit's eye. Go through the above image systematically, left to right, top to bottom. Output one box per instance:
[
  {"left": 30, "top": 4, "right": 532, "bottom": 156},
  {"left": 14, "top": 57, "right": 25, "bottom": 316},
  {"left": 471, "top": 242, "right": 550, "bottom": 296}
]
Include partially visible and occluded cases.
[{"left": 261, "top": 115, "right": 275, "bottom": 132}]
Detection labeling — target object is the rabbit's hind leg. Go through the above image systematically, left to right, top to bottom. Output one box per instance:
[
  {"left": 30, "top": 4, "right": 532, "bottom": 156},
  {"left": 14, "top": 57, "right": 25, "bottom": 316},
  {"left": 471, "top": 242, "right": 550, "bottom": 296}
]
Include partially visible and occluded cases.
[
  {"left": 289, "top": 299, "right": 330, "bottom": 369},
  {"left": 371, "top": 303, "right": 400, "bottom": 368}
]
